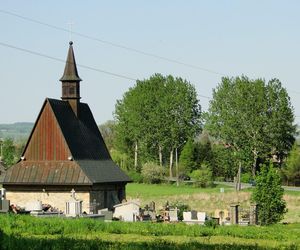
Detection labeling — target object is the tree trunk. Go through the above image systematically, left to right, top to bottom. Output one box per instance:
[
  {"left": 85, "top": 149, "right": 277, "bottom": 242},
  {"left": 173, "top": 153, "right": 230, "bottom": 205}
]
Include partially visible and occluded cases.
[
  {"left": 134, "top": 141, "right": 138, "bottom": 171},
  {"left": 158, "top": 145, "right": 163, "bottom": 167},
  {"left": 175, "top": 147, "right": 179, "bottom": 186},
  {"left": 169, "top": 149, "right": 173, "bottom": 178},
  {"left": 252, "top": 149, "right": 258, "bottom": 177},
  {"left": 236, "top": 161, "right": 241, "bottom": 191}
]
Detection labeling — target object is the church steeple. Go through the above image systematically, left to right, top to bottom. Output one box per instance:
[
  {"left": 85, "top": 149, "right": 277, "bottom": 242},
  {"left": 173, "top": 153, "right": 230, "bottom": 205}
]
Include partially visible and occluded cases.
[{"left": 60, "top": 41, "right": 82, "bottom": 117}]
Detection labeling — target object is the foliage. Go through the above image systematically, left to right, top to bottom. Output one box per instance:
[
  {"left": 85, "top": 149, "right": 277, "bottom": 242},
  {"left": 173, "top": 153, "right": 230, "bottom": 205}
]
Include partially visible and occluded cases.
[
  {"left": 114, "top": 74, "right": 202, "bottom": 171},
  {"left": 205, "top": 76, "right": 296, "bottom": 177},
  {"left": 98, "top": 120, "right": 116, "bottom": 151},
  {"left": 193, "top": 133, "right": 214, "bottom": 170},
  {"left": 1, "top": 138, "right": 17, "bottom": 167},
  {"left": 179, "top": 139, "right": 195, "bottom": 173},
  {"left": 283, "top": 142, "right": 300, "bottom": 185},
  {"left": 211, "top": 143, "right": 237, "bottom": 180},
  {"left": 110, "top": 149, "right": 133, "bottom": 171},
  {"left": 141, "top": 162, "right": 165, "bottom": 184},
  {"left": 251, "top": 164, "right": 287, "bottom": 225},
  {"left": 190, "top": 166, "right": 213, "bottom": 188},
  {"left": 126, "top": 170, "right": 143, "bottom": 183},
  {"left": 240, "top": 172, "right": 252, "bottom": 183},
  {"left": 0, "top": 215, "right": 299, "bottom": 249},
  {"left": 204, "top": 218, "right": 218, "bottom": 228}
]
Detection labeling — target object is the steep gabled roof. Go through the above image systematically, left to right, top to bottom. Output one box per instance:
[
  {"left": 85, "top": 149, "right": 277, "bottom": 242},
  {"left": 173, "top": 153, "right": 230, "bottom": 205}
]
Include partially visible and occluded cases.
[
  {"left": 2, "top": 98, "right": 130, "bottom": 185},
  {"left": 48, "top": 98, "right": 111, "bottom": 160}
]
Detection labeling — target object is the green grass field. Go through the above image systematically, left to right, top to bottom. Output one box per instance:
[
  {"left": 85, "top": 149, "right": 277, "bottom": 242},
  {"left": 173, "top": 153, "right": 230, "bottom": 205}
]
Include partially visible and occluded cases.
[{"left": 0, "top": 214, "right": 299, "bottom": 249}]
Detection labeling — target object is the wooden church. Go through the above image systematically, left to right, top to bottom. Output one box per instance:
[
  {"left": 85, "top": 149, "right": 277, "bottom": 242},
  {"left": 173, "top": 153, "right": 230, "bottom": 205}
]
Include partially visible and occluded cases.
[{"left": 1, "top": 42, "right": 130, "bottom": 213}]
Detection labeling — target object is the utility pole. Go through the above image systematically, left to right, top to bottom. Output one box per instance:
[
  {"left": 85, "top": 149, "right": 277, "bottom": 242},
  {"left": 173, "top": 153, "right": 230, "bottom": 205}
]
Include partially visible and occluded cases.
[{"left": 175, "top": 140, "right": 186, "bottom": 187}]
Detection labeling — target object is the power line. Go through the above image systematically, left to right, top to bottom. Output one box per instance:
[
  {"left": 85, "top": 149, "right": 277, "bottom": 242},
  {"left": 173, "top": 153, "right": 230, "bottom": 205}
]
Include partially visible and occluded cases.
[
  {"left": 0, "top": 9, "right": 224, "bottom": 76},
  {"left": 0, "top": 41, "right": 137, "bottom": 81},
  {"left": 0, "top": 41, "right": 214, "bottom": 100}
]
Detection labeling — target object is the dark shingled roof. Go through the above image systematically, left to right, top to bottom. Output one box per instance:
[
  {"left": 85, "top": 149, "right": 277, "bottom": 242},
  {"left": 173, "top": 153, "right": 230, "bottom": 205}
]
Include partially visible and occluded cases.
[
  {"left": 48, "top": 98, "right": 111, "bottom": 160},
  {"left": 2, "top": 160, "right": 130, "bottom": 185},
  {"left": 77, "top": 160, "right": 131, "bottom": 183},
  {"left": 3, "top": 161, "right": 91, "bottom": 185}
]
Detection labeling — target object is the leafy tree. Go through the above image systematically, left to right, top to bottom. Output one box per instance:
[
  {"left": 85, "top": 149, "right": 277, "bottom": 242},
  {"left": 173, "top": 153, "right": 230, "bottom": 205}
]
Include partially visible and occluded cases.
[
  {"left": 114, "top": 74, "right": 202, "bottom": 174},
  {"left": 205, "top": 76, "right": 295, "bottom": 177},
  {"left": 98, "top": 120, "right": 116, "bottom": 151},
  {"left": 2, "top": 138, "right": 16, "bottom": 167},
  {"left": 179, "top": 139, "right": 195, "bottom": 173},
  {"left": 283, "top": 142, "right": 300, "bottom": 185},
  {"left": 211, "top": 143, "right": 237, "bottom": 180},
  {"left": 251, "top": 164, "right": 286, "bottom": 225}
]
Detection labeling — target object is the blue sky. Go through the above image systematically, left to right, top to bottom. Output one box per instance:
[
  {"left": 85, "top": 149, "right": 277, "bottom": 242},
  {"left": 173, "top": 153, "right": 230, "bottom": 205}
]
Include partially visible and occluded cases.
[{"left": 0, "top": 1, "right": 300, "bottom": 125}]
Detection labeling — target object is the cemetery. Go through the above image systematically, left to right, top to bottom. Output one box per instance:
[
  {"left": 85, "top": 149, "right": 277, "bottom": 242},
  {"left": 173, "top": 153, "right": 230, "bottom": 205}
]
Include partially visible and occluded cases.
[{"left": 0, "top": 186, "right": 259, "bottom": 226}]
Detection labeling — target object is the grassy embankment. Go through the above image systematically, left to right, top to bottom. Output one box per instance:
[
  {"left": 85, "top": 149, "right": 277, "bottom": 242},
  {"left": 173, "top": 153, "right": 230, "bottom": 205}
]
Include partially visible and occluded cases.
[
  {"left": 126, "top": 183, "right": 300, "bottom": 223},
  {"left": 0, "top": 214, "right": 299, "bottom": 249}
]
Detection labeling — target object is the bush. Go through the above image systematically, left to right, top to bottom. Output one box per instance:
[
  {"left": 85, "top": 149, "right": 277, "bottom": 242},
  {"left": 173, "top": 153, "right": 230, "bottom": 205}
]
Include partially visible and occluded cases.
[
  {"left": 141, "top": 162, "right": 164, "bottom": 184},
  {"left": 190, "top": 166, "right": 213, "bottom": 188},
  {"left": 126, "top": 170, "right": 143, "bottom": 183},
  {"left": 240, "top": 172, "right": 252, "bottom": 183},
  {"left": 204, "top": 218, "right": 218, "bottom": 228}
]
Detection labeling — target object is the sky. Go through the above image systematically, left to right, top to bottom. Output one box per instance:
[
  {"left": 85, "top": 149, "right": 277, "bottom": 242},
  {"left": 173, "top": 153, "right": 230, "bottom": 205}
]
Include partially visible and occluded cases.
[{"left": 0, "top": 1, "right": 300, "bottom": 126}]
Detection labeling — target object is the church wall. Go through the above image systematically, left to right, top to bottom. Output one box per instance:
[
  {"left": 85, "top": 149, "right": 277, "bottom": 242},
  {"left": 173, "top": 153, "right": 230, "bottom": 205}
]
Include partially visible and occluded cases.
[{"left": 6, "top": 191, "right": 90, "bottom": 213}]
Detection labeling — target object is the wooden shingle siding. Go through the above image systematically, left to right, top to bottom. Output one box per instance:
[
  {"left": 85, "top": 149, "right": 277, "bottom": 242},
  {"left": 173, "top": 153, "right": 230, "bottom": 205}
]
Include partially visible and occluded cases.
[{"left": 24, "top": 102, "right": 71, "bottom": 161}]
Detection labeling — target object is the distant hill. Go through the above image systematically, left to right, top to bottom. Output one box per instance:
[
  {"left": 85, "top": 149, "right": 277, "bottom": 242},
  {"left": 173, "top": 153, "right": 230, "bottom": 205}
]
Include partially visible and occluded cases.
[{"left": 0, "top": 122, "right": 33, "bottom": 142}]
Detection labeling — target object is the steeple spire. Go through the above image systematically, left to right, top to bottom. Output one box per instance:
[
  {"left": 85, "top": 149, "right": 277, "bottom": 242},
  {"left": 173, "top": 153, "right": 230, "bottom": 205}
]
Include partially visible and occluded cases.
[
  {"left": 60, "top": 41, "right": 82, "bottom": 117},
  {"left": 60, "top": 41, "right": 82, "bottom": 82}
]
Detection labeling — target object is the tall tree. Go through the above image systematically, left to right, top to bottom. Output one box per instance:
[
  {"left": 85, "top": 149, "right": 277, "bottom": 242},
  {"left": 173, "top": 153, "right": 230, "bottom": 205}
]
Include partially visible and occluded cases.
[
  {"left": 114, "top": 74, "right": 201, "bottom": 173},
  {"left": 205, "top": 76, "right": 295, "bottom": 177},
  {"left": 98, "top": 120, "right": 116, "bottom": 151},
  {"left": 283, "top": 142, "right": 300, "bottom": 185},
  {"left": 251, "top": 164, "right": 286, "bottom": 225}
]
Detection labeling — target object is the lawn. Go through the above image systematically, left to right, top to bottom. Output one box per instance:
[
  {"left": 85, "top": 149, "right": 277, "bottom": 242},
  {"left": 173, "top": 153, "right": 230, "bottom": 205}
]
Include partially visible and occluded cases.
[
  {"left": 126, "top": 183, "right": 300, "bottom": 223},
  {"left": 0, "top": 215, "right": 299, "bottom": 249}
]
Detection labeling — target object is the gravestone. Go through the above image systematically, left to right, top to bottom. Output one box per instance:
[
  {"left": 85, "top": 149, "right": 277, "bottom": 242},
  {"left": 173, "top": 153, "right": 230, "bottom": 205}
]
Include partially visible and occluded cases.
[
  {"left": 0, "top": 188, "right": 10, "bottom": 212},
  {"left": 65, "top": 189, "right": 82, "bottom": 217},
  {"left": 26, "top": 200, "right": 43, "bottom": 211},
  {"left": 249, "top": 203, "right": 258, "bottom": 225},
  {"left": 230, "top": 204, "right": 239, "bottom": 224},
  {"left": 98, "top": 208, "right": 113, "bottom": 221},
  {"left": 169, "top": 208, "right": 178, "bottom": 222},
  {"left": 191, "top": 210, "right": 198, "bottom": 220},
  {"left": 197, "top": 212, "right": 206, "bottom": 223}
]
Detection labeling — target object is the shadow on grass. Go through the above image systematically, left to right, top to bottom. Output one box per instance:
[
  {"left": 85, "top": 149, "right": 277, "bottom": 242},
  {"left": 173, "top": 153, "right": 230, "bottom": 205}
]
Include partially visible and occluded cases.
[{"left": 1, "top": 229, "right": 298, "bottom": 250}]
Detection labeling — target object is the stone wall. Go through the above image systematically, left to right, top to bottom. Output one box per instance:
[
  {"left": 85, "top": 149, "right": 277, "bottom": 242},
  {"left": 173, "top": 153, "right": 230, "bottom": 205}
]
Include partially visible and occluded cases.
[{"left": 6, "top": 191, "right": 90, "bottom": 213}]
